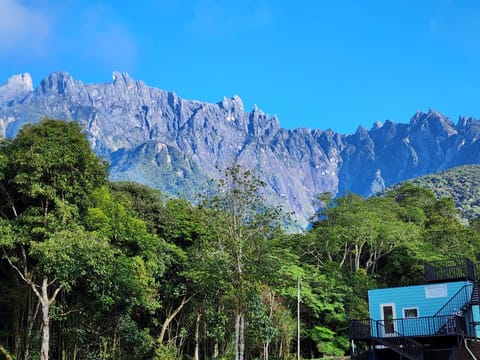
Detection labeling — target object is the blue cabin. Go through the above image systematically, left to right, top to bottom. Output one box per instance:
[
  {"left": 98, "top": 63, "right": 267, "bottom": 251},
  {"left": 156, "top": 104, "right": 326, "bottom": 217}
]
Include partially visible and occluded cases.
[{"left": 349, "top": 258, "right": 480, "bottom": 360}]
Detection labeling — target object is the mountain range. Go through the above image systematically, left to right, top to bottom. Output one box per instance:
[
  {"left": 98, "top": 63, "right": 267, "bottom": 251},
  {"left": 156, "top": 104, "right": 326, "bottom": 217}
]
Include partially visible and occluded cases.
[{"left": 1, "top": 71, "right": 480, "bottom": 227}]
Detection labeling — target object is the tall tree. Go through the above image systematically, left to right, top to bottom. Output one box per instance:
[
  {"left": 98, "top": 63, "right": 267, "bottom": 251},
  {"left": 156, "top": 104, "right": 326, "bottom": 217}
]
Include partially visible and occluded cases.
[
  {"left": 0, "top": 119, "right": 107, "bottom": 360},
  {"left": 199, "top": 165, "right": 283, "bottom": 360},
  {"left": 309, "top": 193, "right": 419, "bottom": 275}
]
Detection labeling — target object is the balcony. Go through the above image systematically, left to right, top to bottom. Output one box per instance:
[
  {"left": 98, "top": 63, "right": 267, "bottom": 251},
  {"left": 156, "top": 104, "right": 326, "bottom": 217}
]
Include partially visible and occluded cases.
[
  {"left": 424, "top": 258, "right": 475, "bottom": 283},
  {"left": 349, "top": 315, "right": 468, "bottom": 340}
]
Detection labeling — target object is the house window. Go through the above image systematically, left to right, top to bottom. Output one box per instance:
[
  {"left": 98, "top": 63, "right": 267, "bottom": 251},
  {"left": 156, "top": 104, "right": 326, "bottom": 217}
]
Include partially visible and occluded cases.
[
  {"left": 425, "top": 284, "right": 448, "bottom": 298},
  {"left": 403, "top": 308, "right": 419, "bottom": 318}
]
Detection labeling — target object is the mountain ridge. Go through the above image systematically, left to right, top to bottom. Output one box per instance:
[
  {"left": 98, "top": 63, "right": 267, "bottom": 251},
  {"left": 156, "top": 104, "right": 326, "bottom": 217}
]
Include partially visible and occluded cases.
[{"left": 1, "top": 71, "right": 480, "bottom": 227}]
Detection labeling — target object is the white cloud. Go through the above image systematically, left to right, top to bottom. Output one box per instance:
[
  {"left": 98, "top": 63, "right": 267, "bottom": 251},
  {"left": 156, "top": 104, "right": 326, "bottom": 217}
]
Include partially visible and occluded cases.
[{"left": 0, "top": 0, "right": 51, "bottom": 56}]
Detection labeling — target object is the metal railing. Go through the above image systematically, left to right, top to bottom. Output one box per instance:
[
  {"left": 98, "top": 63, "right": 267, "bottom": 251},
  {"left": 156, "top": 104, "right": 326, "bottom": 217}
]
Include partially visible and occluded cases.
[
  {"left": 425, "top": 258, "right": 475, "bottom": 282},
  {"left": 434, "top": 283, "right": 473, "bottom": 317},
  {"left": 350, "top": 314, "right": 466, "bottom": 339},
  {"left": 377, "top": 315, "right": 465, "bottom": 337},
  {"left": 349, "top": 319, "right": 371, "bottom": 340}
]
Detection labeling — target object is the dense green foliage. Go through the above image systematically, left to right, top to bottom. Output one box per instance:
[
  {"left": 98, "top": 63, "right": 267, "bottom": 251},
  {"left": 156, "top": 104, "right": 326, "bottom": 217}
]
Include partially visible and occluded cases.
[
  {"left": 1, "top": 120, "right": 480, "bottom": 359},
  {"left": 393, "top": 164, "right": 480, "bottom": 221}
]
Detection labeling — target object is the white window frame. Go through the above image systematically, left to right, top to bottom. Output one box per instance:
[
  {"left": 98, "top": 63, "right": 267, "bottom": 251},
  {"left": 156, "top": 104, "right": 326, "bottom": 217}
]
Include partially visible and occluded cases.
[
  {"left": 425, "top": 284, "right": 448, "bottom": 298},
  {"left": 380, "top": 303, "right": 397, "bottom": 336},
  {"left": 403, "top": 307, "right": 419, "bottom": 318}
]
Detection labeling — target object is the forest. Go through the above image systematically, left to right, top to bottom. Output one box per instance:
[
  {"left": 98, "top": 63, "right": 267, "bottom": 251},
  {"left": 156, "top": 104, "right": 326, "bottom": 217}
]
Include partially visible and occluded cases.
[{"left": 1, "top": 119, "right": 480, "bottom": 360}]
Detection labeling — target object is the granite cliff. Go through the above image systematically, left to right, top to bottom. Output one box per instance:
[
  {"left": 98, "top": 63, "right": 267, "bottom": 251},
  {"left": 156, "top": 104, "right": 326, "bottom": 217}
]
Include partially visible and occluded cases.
[{"left": 1, "top": 71, "right": 479, "bottom": 227}]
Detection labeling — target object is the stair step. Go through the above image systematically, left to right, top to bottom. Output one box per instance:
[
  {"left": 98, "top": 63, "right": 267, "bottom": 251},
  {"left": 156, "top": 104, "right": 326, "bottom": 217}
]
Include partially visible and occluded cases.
[{"left": 471, "top": 281, "right": 480, "bottom": 305}]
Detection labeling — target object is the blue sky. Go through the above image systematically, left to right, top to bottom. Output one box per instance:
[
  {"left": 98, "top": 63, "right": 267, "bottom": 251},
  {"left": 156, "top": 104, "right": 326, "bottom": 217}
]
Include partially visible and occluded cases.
[{"left": 1, "top": 0, "right": 479, "bottom": 134}]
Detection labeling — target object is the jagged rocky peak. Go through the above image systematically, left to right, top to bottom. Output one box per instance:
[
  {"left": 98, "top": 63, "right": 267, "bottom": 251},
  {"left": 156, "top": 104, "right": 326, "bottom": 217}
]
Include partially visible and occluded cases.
[
  {"left": 37, "top": 71, "right": 78, "bottom": 95},
  {"left": 112, "top": 71, "right": 136, "bottom": 88},
  {"left": 0, "top": 73, "right": 33, "bottom": 104},
  {"left": 232, "top": 94, "right": 243, "bottom": 107},
  {"left": 219, "top": 95, "right": 244, "bottom": 114},
  {"left": 249, "top": 103, "right": 275, "bottom": 129},
  {"left": 251, "top": 103, "right": 265, "bottom": 115},
  {"left": 409, "top": 109, "right": 456, "bottom": 136},
  {"left": 410, "top": 109, "right": 450, "bottom": 126},
  {"left": 409, "top": 110, "right": 428, "bottom": 126},
  {"left": 270, "top": 114, "right": 281, "bottom": 128},
  {"left": 457, "top": 116, "right": 480, "bottom": 130},
  {"left": 457, "top": 116, "right": 469, "bottom": 128},
  {"left": 456, "top": 117, "right": 480, "bottom": 143},
  {"left": 369, "top": 120, "right": 398, "bottom": 145},
  {"left": 372, "top": 120, "right": 383, "bottom": 130},
  {"left": 354, "top": 124, "right": 370, "bottom": 138}
]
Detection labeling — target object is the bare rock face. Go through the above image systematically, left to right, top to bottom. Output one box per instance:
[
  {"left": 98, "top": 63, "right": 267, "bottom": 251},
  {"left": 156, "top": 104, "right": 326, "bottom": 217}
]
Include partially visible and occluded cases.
[{"left": 1, "top": 71, "right": 480, "bottom": 228}]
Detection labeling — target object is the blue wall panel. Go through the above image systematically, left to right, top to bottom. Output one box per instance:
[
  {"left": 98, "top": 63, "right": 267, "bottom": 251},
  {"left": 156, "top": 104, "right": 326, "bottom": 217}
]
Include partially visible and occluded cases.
[{"left": 368, "top": 281, "right": 472, "bottom": 337}]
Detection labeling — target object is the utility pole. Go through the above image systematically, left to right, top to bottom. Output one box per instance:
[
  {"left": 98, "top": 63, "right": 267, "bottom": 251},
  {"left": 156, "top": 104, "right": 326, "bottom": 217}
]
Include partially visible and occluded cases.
[{"left": 297, "top": 276, "right": 301, "bottom": 360}]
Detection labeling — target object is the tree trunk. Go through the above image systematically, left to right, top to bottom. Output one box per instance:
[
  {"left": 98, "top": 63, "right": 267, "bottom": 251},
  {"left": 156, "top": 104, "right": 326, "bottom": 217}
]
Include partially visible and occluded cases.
[
  {"left": 4, "top": 252, "right": 61, "bottom": 360},
  {"left": 27, "top": 276, "right": 60, "bottom": 360},
  {"left": 40, "top": 277, "right": 50, "bottom": 360},
  {"left": 157, "top": 295, "right": 192, "bottom": 344},
  {"left": 13, "top": 297, "right": 21, "bottom": 360},
  {"left": 25, "top": 297, "right": 40, "bottom": 360},
  {"left": 213, "top": 302, "right": 223, "bottom": 359},
  {"left": 194, "top": 312, "right": 201, "bottom": 360},
  {"left": 234, "top": 312, "right": 240, "bottom": 360},
  {"left": 239, "top": 312, "right": 245, "bottom": 360},
  {"left": 203, "top": 319, "right": 207, "bottom": 360},
  {"left": 112, "top": 331, "right": 117, "bottom": 360}
]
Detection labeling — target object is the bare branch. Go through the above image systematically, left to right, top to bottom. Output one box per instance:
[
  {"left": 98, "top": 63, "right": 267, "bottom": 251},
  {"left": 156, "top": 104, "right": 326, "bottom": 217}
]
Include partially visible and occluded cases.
[
  {"left": 0, "top": 183, "right": 18, "bottom": 218},
  {"left": 21, "top": 246, "right": 28, "bottom": 278},
  {"left": 3, "top": 247, "right": 30, "bottom": 284},
  {"left": 3, "top": 248, "right": 43, "bottom": 301},
  {"left": 49, "top": 285, "right": 63, "bottom": 306},
  {"left": 158, "top": 294, "right": 195, "bottom": 344},
  {"left": 56, "top": 308, "right": 80, "bottom": 317},
  {"left": 0, "top": 343, "right": 14, "bottom": 360}
]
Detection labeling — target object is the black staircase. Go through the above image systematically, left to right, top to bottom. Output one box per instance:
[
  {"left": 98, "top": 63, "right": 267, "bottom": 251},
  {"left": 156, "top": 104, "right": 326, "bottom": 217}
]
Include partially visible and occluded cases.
[
  {"left": 471, "top": 281, "right": 480, "bottom": 305},
  {"left": 432, "top": 283, "right": 472, "bottom": 336},
  {"left": 434, "top": 283, "right": 473, "bottom": 317},
  {"left": 371, "top": 319, "right": 424, "bottom": 360}
]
